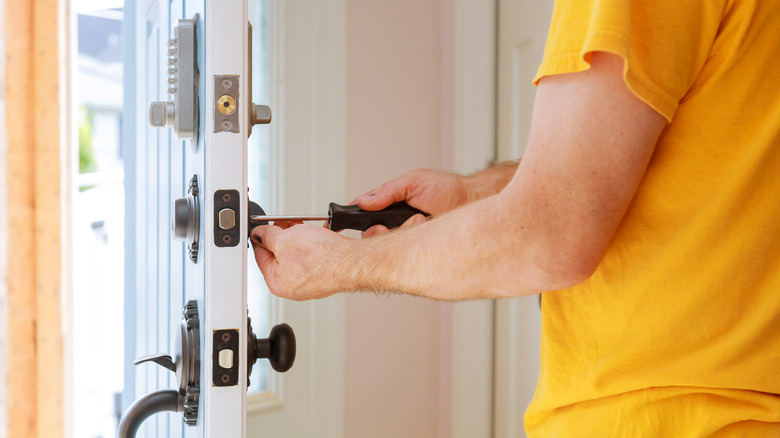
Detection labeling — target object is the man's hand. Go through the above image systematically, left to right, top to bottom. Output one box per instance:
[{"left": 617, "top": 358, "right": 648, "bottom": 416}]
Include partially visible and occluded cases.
[
  {"left": 352, "top": 169, "right": 467, "bottom": 237},
  {"left": 354, "top": 169, "right": 471, "bottom": 216},
  {"left": 251, "top": 224, "right": 349, "bottom": 300}
]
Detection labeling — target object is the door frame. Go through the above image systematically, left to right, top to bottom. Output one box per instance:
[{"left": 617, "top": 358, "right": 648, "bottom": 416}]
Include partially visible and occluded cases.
[
  {"left": 245, "top": 1, "right": 346, "bottom": 435},
  {"left": 450, "top": 1, "right": 496, "bottom": 437},
  {"left": 493, "top": 1, "right": 555, "bottom": 437}
]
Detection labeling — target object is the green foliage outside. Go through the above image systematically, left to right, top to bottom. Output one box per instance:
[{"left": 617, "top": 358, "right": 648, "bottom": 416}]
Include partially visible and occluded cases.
[{"left": 79, "top": 106, "right": 98, "bottom": 174}]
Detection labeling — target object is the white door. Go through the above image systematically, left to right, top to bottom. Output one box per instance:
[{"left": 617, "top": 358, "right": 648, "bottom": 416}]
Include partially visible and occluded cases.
[
  {"left": 122, "top": 0, "right": 345, "bottom": 437},
  {"left": 493, "top": 1, "right": 554, "bottom": 437}
]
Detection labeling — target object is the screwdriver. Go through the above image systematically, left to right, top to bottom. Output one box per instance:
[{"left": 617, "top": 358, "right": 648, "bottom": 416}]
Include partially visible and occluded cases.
[{"left": 249, "top": 202, "right": 427, "bottom": 232}]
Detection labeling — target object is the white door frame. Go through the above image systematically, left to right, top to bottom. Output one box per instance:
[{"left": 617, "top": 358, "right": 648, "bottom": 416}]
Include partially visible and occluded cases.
[
  {"left": 205, "top": 0, "right": 347, "bottom": 435},
  {"left": 246, "top": 0, "right": 346, "bottom": 436},
  {"left": 202, "top": 1, "right": 250, "bottom": 436},
  {"left": 450, "top": 1, "right": 496, "bottom": 437},
  {"left": 493, "top": 1, "right": 555, "bottom": 437}
]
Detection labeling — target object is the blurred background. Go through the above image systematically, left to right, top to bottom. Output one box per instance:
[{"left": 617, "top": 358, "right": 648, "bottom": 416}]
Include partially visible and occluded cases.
[{"left": 72, "top": 4, "right": 125, "bottom": 437}]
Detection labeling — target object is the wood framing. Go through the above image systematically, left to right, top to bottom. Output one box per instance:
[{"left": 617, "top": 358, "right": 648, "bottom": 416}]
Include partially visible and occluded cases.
[
  {"left": 0, "top": 0, "right": 7, "bottom": 432},
  {"left": 3, "top": 0, "right": 67, "bottom": 436}
]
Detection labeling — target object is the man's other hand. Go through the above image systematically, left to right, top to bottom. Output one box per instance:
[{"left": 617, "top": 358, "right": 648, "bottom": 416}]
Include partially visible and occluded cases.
[{"left": 251, "top": 224, "right": 348, "bottom": 301}]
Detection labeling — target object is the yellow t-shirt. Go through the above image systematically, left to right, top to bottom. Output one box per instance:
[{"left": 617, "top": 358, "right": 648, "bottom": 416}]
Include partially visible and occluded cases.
[{"left": 525, "top": 0, "right": 780, "bottom": 436}]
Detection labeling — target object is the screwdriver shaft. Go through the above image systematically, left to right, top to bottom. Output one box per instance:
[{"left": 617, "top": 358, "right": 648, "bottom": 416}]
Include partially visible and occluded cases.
[{"left": 250, "top": 214, "right": 329, "bottom": 222}]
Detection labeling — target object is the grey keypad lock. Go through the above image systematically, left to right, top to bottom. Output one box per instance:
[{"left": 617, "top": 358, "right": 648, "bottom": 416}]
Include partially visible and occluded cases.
[{"left": 149, "top": 16, "right": 199, "bottom": 145}]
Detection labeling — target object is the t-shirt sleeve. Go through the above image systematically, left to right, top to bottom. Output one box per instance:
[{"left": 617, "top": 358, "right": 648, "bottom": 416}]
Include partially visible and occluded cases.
[{"left": 534, "top": 0, "right": 727, "bottom": 121}]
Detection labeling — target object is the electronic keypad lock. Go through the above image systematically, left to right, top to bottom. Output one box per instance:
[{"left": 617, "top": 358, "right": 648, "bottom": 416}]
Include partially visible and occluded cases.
[{"left": 149, "top": 16, "right": 199, "bottom": 146}]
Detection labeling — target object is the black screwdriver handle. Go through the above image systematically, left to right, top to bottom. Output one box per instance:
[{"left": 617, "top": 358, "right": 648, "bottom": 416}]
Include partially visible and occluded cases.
[{"left": 328, "top": 202, "right": 427, "bottom": 232}]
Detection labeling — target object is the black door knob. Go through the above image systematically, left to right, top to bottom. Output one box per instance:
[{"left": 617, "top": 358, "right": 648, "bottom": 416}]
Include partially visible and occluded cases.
[{"left": 248, "top": 322, "right": 297, "bottom": 374}]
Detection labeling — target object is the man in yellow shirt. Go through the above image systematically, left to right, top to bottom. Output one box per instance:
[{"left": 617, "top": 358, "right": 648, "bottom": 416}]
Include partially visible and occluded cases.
[{"left": 252, "top": 0, "right": 780, "bottom": 435}]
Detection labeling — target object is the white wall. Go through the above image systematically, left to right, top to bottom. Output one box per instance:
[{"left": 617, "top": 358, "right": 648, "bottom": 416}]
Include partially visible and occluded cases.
[{"left": 344, "top": 1, "right": 455, "bottom": 437}]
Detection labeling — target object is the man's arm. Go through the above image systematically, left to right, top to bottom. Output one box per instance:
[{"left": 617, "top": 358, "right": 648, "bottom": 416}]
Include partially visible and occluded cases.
[{"left": 252, "top": 52, "right": 667, "bottom": 300}]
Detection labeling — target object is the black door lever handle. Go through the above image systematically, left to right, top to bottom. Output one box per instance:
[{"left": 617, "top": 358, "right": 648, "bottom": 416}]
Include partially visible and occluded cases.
[{"left": 133, "top": 353, "right": 176, "bottom": 373}]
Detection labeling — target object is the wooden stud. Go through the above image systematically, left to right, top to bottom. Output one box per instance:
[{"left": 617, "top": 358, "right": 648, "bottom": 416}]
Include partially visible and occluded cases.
[
  {"left": 3, "top": 0, "right": 64, "bottom": 436},
  {"left": 5, "top": 0, "right": 37, "bottom": 436},
  {"left": 33, "top": 0, "right": 64, "bottom": 435}
]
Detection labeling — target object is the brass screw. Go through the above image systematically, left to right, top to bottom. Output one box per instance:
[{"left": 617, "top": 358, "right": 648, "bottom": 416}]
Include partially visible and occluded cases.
[
  {"left": 222, "top": 193, "right": 231, "bottom": 202},
  {"left": 222, "top": 235, "right": 231, "bottom": 244},
  {"left": 222, "top": 333, "right": 231, "bottom": 342},
  {"left": 221, "top": 374, "right": 230, "bottom": 383}
]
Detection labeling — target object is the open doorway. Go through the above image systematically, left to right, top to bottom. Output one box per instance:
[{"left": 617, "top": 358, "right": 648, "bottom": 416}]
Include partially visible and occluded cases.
[{"left": 71, "top": 1, "right": 126, "bottom": 436}]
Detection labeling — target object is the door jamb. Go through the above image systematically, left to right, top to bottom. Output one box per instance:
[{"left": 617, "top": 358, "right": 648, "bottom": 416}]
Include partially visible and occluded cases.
[
  {"left": 246, "top": 1, "right": 346, "bottom": 436},
  {"left": 450, "top": 1, "right": 496, "bottom": 437}
]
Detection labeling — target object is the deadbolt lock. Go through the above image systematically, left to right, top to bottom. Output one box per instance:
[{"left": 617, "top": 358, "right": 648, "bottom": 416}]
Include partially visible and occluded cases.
[
  {"left": 212, "top": 23, "right": 273, "bottom": 137},
  {"left": 214, "top": 76, "right": 241, "bottom": 133},
  {"left": 217, "top": 94, "right": 236, "bottom": 115},
  {"left": 172, "top": 175, "right": 200, "bottom": 263}
]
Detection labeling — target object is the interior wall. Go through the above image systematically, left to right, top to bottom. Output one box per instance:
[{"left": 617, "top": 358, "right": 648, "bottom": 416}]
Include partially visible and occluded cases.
[{"left": 344, "top": 1, "right": 454, "bottom": 437}]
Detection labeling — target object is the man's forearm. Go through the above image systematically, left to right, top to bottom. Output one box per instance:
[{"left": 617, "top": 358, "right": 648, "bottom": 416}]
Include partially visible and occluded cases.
[{"left": 332, "top": 191, "right": 562, "bottom": 300}]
